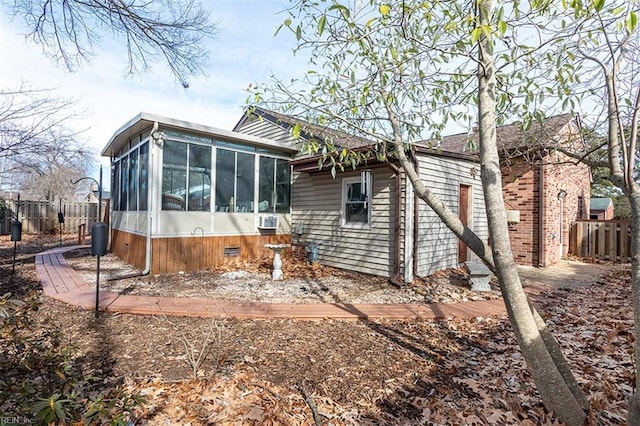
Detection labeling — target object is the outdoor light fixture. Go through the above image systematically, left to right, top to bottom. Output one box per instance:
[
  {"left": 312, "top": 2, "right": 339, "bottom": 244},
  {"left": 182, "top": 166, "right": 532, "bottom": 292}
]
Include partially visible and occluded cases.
[
  {"left": 72, "top": 166, "right": 104, "bottom": 318},
  {"left": 557, "top": 189, "right": 567, "bottom": 200}
]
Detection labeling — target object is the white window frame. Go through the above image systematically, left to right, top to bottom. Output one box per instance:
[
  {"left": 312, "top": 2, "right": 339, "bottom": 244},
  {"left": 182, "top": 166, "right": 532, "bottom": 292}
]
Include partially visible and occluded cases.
[{"left": 341, "top": 176, "right": 372, "bottom": 229}]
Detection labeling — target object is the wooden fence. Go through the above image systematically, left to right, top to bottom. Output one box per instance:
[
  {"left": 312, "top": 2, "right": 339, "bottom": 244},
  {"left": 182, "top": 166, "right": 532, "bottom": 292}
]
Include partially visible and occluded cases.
[
  {"left": 1, "top": 200, "right": 109, "bottom": 235},
  {"left": 570, "top": 220, "right": 632, "bottom": 263}
]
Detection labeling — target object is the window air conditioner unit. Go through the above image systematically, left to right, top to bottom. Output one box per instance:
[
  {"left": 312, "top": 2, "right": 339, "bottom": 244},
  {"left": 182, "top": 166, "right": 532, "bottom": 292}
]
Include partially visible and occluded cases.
[{"left": 258, "top": 215, "right": 278, "bottom": 229}]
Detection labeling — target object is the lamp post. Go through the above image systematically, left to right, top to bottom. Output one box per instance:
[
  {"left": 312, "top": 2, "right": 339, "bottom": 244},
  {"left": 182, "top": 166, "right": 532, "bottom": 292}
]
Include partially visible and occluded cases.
[{"left": 72, "top": 166, "right": 105, "bottom": 318}]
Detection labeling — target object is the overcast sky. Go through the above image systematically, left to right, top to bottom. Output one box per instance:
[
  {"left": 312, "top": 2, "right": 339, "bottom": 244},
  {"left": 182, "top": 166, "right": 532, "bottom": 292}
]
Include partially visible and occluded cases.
[{"left": 0, "top": 1, "right": 300, "bottom": 184}]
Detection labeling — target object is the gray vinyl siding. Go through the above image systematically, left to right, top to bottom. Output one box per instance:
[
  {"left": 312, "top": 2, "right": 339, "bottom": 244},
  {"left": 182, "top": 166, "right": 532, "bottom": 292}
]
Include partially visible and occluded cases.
[
  {"left": 235, "top": 116, "right": 297, "bottom": 145},
  {"left": 415, "top": 153, "right": 488, "bottom": 276},
  {"left": 292, "top": 167, "right": 397, "bottom": 278}
]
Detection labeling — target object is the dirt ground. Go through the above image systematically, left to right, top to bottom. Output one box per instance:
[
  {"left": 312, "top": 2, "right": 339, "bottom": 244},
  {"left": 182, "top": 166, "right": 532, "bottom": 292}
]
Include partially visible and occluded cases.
[
  {"left": 1, "top": 234, "right": 632, "bottom": 424},
  {"left": 63, "top": 245, "right": 502, "bottom": 304},
  {"left": 517, "top": 258, "right": 626, "bottom": 290}
]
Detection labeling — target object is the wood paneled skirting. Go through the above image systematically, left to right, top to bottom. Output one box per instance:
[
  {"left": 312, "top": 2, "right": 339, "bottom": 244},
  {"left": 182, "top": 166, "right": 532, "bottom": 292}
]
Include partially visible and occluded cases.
[
  {"left": 110, "top": 229, "right": 291, "bottom": 274},
  {"left": 110, "top": 229, "right": 147, "bottom": 271}
]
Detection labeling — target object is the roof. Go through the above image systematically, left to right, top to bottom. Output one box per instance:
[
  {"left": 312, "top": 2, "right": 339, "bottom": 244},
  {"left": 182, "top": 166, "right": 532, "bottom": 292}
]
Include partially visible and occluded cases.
[
  {"left": 234, "top": 107, "right": 374, "bottom": 150},
  {"left": 237, "top": 107, "right": 480, "bottom": 172},
  {"left": 102, "top": 112, "right": 298, "bottom": 157},
  {"left": 438, "top": 113, "right": 579, "bottom": 156},
  {"left": 590, "top": 198, "right": 613, "bottom": 211}
]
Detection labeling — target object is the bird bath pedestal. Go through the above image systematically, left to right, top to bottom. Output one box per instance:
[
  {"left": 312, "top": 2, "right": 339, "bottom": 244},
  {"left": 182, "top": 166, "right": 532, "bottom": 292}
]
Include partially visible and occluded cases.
[{"left": 264, "top": 244, "right": 290, "bottom": 281}]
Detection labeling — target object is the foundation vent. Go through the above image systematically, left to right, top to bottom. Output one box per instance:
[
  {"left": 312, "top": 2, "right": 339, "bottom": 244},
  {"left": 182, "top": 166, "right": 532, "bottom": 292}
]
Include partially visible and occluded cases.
[{"left": 224, "top": 247, "right": 240, "bottom": 257}]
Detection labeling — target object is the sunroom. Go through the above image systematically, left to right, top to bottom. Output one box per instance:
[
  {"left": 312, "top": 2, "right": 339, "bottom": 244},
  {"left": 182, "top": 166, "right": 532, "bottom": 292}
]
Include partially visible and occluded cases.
[{"left": 102, "top": 113, "right": 297, "bottom": 274}]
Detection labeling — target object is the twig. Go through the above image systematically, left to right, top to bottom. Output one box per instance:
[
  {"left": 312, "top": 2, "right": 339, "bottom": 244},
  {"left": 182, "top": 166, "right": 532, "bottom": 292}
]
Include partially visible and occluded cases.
[{"left": 298, "top": 381, "right": 322, "bottom": 426}]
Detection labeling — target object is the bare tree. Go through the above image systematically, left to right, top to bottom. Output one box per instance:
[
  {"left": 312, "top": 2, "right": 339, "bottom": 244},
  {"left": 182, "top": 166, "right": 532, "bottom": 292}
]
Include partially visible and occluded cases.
[
  {"left": 5, "top": 0, "right": 217, "bottom": 87},
  {"left": 0, "top": 84, "right": 92, "bottom": 198}
]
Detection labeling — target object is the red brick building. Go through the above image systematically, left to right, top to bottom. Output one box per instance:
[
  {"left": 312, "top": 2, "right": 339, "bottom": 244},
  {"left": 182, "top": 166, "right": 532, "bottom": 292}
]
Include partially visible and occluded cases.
[
  {"left": 441, "top": 114, "right": 591, "bottom": 266},
  {"left": 589, "top": 198, "right": 614, "bottom": 220}
]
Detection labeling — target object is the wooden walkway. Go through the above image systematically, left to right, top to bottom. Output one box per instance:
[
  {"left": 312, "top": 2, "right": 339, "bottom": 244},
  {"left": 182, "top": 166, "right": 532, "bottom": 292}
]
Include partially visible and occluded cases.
[{"left": 35, "top": 246, "right": 508, "bottom": 320}]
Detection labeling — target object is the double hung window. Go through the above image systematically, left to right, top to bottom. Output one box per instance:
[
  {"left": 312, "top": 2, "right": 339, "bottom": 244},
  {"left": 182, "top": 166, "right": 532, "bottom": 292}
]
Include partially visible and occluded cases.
[{"left": 342, "top": 176, "right": 371, "bottom": 227}]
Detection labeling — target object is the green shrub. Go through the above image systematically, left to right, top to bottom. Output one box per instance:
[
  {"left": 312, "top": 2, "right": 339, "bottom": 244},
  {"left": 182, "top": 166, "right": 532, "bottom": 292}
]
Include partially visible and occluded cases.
[{"left": 0, "top": 295, "right": 144, "bottom": 424}]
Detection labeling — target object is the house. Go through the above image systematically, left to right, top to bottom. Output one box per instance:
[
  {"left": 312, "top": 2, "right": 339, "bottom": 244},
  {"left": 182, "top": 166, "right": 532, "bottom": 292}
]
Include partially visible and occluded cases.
[
  {"left": 234, "top": 108, "right": 489, "bottom": 284},
  {"left": 101, "top": 113, "right": 296, "bottom": 274},
  {"left": 439, "top": 114, "right": 591, "bottom": 267},
  {"left": 85, "top": 183, "right": 111, "bottom": 203},
  {"left": 589, "top": 197, "right": 614, "bottom": 220}
]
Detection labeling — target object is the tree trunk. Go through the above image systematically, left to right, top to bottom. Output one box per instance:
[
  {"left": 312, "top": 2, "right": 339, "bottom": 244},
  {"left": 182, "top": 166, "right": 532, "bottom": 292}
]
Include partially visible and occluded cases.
[
  {"left": 475, "top": 0, "right": 586, "bottom": 424},
  {"left": 628, "top": 190, "right": 640, "bottom": 425}
]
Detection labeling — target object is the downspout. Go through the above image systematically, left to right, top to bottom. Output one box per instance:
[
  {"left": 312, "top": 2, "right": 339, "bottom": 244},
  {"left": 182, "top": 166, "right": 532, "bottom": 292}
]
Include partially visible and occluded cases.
[
  {"left": 142, "top": 121, "right": 163, "bottom": 275},
  {"left": 412, "top": 153, "right": 420, "bottom": 281},
  {"left": 108, "top": 156, "right": 115, "bottom": 252},
  {"left": 386, "top": 162, "right": 403, "bottom": 287},
  {"left": 538, "top": 163, "right": 546, "bottom": 267}
]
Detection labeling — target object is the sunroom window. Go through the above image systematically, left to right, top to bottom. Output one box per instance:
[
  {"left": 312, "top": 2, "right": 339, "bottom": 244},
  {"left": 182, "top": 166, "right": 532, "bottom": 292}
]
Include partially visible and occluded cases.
[
  {"left": 162, "top": 140, "right": 187, "bottom": 210},
  {"left": 162, "top": 140, "right": 212, "bottom": 211},
  {"left": 111, "top": 141, "right": 148, "bottom": 212},
  {"left": 139, "top": 142, "right": 149, "bottom": 211},
  {"left": 187, "top": 144, "right": 212, "bottom": 211},
  {"left": 215, "top": 149, "right": 255, "bottom": 212},
  {"left": 258, "top": 157, "right": 291, "bottom": 213}
]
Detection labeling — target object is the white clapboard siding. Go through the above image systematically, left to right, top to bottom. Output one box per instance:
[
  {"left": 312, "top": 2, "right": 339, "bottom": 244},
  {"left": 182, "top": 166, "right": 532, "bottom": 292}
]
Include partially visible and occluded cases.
[
  {"left": 415, "top": 153, "right": 488, "bottom": 276},
  {"left": 292, "top": 167, "right": 397, "bottom": 277}
]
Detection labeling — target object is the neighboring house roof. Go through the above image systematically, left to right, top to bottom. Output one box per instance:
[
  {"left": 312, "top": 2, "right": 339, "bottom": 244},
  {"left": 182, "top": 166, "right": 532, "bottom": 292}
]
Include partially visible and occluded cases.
[
  {"left": 102, "top": 112, "right": 297, "bottom": 158},
  {"left": 438, "top": 113, "right": 582, "bottom": 157},
  {"left": 590, "top": 197, "right": 613, "bottom": 211}
]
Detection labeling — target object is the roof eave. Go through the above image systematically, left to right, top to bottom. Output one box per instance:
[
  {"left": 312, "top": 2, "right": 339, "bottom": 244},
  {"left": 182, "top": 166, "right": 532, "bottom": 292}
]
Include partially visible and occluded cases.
[{"left": 102, "top": 112, "right": 299, "bottom": 158}]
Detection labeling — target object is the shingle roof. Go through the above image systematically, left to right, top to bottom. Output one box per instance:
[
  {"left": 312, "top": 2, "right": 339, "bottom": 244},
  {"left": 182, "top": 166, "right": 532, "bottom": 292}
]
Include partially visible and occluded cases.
[{"left": 438, "top": 113, "right": 578, "bottom": 156}]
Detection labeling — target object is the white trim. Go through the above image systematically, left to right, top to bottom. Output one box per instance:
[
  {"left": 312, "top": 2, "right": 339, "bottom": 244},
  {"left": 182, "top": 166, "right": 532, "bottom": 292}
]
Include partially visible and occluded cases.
[
  {"left": 103, "top": 112, "right": 297, "bottom": 157},
  {"left": 340, "top": 176, "right": 372, "bottom": 229},
  {"left": 403, "top": 176, "right": 414, "bottom": 283}
]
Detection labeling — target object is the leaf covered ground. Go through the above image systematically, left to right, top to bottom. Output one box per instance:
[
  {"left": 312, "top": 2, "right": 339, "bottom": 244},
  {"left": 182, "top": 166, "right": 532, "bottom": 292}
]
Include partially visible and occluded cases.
[{"left": 0, "top": 235, "right": 633, "bottom": 424}]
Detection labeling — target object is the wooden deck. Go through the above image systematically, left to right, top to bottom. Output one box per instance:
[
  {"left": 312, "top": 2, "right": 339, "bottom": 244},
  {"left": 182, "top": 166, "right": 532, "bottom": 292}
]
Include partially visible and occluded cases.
[{"left": 35, "top": 246, "right": 509, "bottom": 320}]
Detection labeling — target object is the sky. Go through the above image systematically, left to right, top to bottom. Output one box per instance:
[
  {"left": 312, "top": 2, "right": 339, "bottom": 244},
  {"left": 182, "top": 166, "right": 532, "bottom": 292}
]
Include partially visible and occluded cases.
[{"left": 0, "top": 1, "right": 301, "bottom": 188}]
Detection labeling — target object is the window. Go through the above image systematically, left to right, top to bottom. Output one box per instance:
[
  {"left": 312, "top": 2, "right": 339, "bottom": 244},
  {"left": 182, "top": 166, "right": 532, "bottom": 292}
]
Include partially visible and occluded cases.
[
  {"left": 162, "top": 140, "right": 212, "bottom": 211},
  {"left": 162, "top": 140, "right": 187, "bottom": 210},
  {"left": 113, "top": 142, "right": 149, "bottom": 212},
  {"left": 139, "top": 142, "right": 149, "bottom": 211},
  {"left": 187, "top": 144, "right": 211, "bottom": 211},
  {"left": 128, "top": 148, "right": 138, "bottom": 211},
  {"left": 215, "top": 148, "right": 255, "bottom": 212},
  {"left": 215, "top": 149, "right": 234, "bottom": 211},
  {"left": 236, "top": 152, "right": 254, "bottom": 212},
  {"left": 119, "top": 155, "right": 129, "bottom": 211},
  {"left": 258, "top": 157, "right": 291, "bottom": 213},
  {"left": 275, "top": 159, "right": 291, "bottom": 213},
  {"left": 112, "top": 161, "right": 120, "bottom": 211},
  {"left": 342, "top": 176, "right": 371, "bottom": 227}
]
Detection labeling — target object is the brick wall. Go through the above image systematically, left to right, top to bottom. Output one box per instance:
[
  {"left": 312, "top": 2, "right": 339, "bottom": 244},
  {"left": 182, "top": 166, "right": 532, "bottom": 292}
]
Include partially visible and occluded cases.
[
  {"left": 540, "top": 151, "right": 591, "bottom": 266},
  {"left": 501, "top": 152, "right": 590, "bottom": 266},
  {"left": 502, "top": 158, "right": 540, "bottom": 265}
]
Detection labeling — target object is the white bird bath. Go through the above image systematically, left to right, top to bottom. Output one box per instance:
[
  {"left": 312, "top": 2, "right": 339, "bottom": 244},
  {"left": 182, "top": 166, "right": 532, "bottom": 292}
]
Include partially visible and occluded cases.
[{"left": 264, "top": 243, "right": 290, "bottom": 280}]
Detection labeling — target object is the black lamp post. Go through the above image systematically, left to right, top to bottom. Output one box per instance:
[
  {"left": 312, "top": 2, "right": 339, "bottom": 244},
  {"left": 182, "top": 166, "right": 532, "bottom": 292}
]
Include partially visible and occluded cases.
[{"left": 72, "top": 166, "right": 106, "bottom": 318}]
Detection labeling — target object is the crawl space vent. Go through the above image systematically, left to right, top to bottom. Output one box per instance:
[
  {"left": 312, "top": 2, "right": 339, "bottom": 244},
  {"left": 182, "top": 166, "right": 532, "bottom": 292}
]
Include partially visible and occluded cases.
[{"left": 224, "top": 247, "right": 240, "bottom": 257}]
